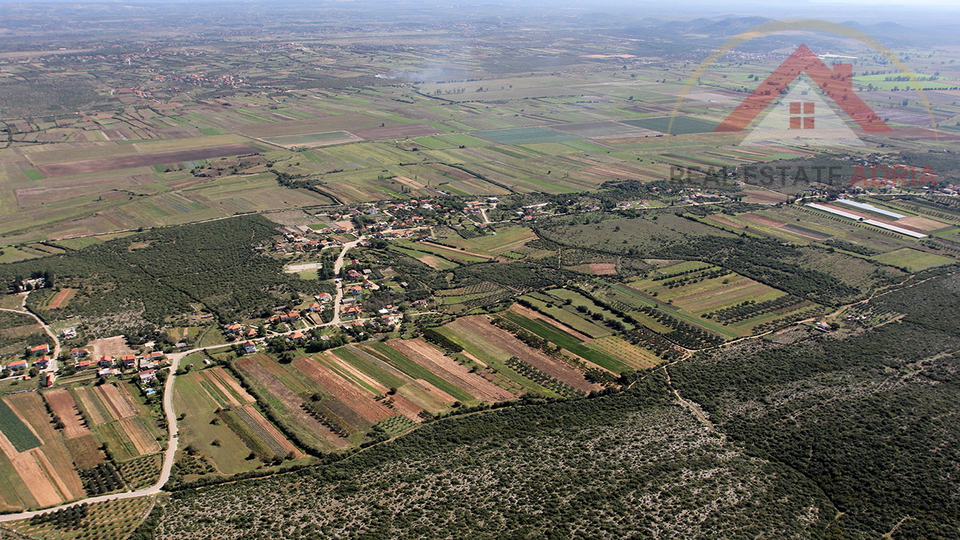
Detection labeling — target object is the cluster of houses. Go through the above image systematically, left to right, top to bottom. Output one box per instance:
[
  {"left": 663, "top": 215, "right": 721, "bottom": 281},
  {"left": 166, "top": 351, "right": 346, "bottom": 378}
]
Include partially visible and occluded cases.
[
  {"left": 2, "top": 341, "right": 167, "bottom": 391},
  {"left": 4, "top": 344, "right": 54, "bottom": 380},
  {"left": 67, "top": 347, "right": 166, "bottom": 385}
]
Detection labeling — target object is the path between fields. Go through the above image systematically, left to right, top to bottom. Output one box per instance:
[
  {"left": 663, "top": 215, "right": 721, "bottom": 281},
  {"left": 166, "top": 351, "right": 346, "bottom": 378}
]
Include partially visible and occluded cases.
[{"left": 3, "top": 237, "right": 940, "bottom": 520}]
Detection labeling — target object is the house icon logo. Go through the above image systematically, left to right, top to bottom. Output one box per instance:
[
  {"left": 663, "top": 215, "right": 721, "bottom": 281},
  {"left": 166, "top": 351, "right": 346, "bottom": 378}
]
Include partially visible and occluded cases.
[{"left": 715, "top": 44, "right": 892, "bottom": 147}]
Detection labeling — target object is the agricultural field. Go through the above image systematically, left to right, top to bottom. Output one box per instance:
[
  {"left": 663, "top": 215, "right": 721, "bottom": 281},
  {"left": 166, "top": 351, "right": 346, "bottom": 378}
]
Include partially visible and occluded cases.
[
  {"left": 0, "top": 3, "right": 959, "bottom": 537},
  {"left": 621, "top": 116, "right": 718, "bottom": 134},
  {"left": 438, "top": 225, "right": 538, "bottom": 258},
  {"left": 872, "top": 247, "right": 957, "bottom": 271},
  {"left": 616, "top": 262, "right": 820, "bottom": 336},
  {"left": 500, "top": 305, "right": 653, "bottom": 374},
  {"left": 436, "top": 315, "right": 604, "bottom": 396},
  {"left": 172, "top": 367, "right": 301, "bottom": 483},
  {"left": 70, "top": 382, "right": 164, "bottom": 466},
  {"left": 0, "top": 393, "right": 86, "bottom": 511},
  {"left": 4, "top": 497, "right": 153, "bottom": 540}
]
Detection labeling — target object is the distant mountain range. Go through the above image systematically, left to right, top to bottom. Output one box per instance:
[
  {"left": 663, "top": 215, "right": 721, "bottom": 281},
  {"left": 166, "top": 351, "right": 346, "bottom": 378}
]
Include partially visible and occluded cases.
[{"left": 574, "top": 14, "right": 960, "bottom": 46}]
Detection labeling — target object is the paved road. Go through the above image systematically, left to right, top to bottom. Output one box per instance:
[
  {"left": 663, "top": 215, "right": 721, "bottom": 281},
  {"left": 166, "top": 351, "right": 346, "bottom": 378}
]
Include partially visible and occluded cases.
[
  {"left": 330, "top": 236, "right": 365, "bottom": 326},
  {"left": 0, "top": 238, "right": 375, "bottom": 521},
  {"left": 0, "top": 350, "right": 185, "bottom": 523}
]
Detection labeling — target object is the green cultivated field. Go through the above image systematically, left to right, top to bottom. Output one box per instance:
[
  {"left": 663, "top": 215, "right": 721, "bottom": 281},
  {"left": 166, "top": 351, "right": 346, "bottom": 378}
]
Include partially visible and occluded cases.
[
  {"left": 622, "top": 116, "right": 717, "bottom": 134},
  {"left": 474, "top": 127, "right": 579, "bottom": 145},
  {"left": 263, "top": 131, "right": 354, "bottom": 146},
  {"left": 872, "top": 248, "right": 956, "bottom": 271},
  {"left": 0, "top": 399, "right": 41, "bottom": 452}
]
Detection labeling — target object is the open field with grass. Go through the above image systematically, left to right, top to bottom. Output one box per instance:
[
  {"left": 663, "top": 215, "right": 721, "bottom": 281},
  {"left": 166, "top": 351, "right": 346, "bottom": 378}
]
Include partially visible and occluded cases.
[
  {"left": 872, "top": 247, "right": 957, "bottom": 271},
  {"left": 173, "top": 368, "right": 296, "bottom": 480}
]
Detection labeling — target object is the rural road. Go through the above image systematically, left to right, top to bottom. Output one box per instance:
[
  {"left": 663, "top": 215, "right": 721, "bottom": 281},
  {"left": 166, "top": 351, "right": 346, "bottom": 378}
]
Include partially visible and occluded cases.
[
  {"left": 0, "top": 233, "right": 426, "bottom": 521},
  {"left": 0, "top": 236, "right": 375, "bottom": 522},
  {"left": 330, "top": 236, "right": 365, "bottom": 326},
  {"left": 0, "top": 292, "right": 61, "bottom": 371},
  {"left": 0, "top": 342, "right": 249, "bottom": 523},
  {"left": 0, "top": 351, "right": 184, "bottom": 523}
]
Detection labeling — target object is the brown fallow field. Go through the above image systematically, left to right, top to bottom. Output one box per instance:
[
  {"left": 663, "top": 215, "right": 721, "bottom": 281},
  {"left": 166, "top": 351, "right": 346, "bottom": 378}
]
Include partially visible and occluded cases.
[
  {"left": 35, "top": 143, "right": 261, "bottom": 177},
  {"left": 45, "top": 288, "right": 77, "bottom": 310},
  {"left": 448, "top": 316, "right": 603, "bottom": 394},
  {"left": 387, "top": 339, "right": 515, "bottom": 403},
  {"left": 295, "top": 354, "right": 394, "bottom": 424},
  {"left": 236, "top": 356, "right": 350, "bottom": 451},
  {"left": 97, "top": 383, "right": 139, "bottom": 420},
  {"left": 44, "top": 389, "right": 91, "bottom": 439},
  {"left": 3, "top": 394, "right": 86, "bottom": 507},
  {"left": 118, "top": 417, "right": 161, "bottom": 455}
]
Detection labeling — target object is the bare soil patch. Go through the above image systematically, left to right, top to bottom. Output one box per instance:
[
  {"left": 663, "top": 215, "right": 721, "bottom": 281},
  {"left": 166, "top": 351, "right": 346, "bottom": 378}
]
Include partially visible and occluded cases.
[
  {"left": 394, "top": 176, "right": 425, "bottom": 190},
  {"left": 741, "top": 213, "right": 786, "bottom": 228},
  {"left": 897, "top": 215, "right": 947, "bottom": 232},
  {"left": 589, "top": 262, "right": 617, "bottom": 275},
  {"left": 46, "top": 288, "right": 76, "bottom": 310},
  {"left": 88, "top": 336, "right": 136, "bottom": 362},
  {"left": 296, "top": 356, "right": 394, "bottom": 424},
  {"left": 236, "top": 357, "right": 349, "bottom": 450},
  {"left": 97, "top": 384, "right": 138, "bottom": 420},
  {"left": 44, "top": 389, "right": 91, "bottom": 439},
  {"left": 0, "top": 430, "right": 60, "bottom": 508}
]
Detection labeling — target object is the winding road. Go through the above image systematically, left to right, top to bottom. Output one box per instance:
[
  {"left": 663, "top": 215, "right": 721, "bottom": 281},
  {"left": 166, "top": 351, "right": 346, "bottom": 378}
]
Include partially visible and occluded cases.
[
  {"left": 0, "top": 238, "right": 373, "bottom": 522},
  {"left": 0, "top": 292, "right": 61, "bottom": 365}
]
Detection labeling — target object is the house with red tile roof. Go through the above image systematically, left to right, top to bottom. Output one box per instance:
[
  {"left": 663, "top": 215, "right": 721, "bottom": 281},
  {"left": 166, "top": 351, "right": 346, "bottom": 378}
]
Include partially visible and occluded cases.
[
  {"left": 224, "top": 323, "right": 243, "bottom": 333},
  {"left": 7, "top": 359, "right": 27, "bottom": 371}
]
